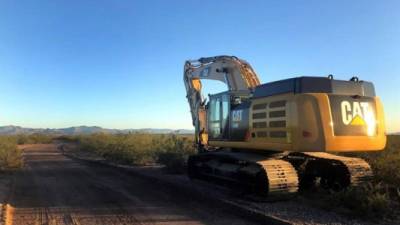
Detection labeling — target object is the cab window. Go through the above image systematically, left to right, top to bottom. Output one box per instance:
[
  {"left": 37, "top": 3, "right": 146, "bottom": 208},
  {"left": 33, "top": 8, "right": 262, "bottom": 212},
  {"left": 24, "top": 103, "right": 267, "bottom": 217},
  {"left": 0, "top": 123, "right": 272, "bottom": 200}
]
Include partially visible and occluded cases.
[{"left": 208, "top": 93, "right": 230, "bottom": 139}]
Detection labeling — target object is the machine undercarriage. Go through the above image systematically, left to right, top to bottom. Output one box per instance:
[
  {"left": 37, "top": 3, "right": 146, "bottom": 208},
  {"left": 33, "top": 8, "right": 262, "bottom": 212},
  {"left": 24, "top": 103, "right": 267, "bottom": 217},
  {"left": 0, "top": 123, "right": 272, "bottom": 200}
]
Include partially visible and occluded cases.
[{"left": 188, "top": 150, "right": 373, "bottom": 198}]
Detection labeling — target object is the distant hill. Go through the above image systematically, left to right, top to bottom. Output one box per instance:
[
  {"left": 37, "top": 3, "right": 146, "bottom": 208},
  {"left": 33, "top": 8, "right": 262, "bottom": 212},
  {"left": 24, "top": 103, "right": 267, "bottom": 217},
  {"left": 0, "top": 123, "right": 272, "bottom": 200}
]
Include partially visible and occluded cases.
[{"left": 0, "top": 125, "right": 194, "bottom": 135}]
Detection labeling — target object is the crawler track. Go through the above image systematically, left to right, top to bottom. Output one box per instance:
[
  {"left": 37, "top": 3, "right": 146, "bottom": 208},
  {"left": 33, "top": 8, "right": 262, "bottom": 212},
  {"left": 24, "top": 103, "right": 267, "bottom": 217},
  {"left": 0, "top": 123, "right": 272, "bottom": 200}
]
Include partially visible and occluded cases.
[
  {"left": 189, "top": 151, "right": 373, "bottom": 199},
  {"left": 188, "top": 152, "right": 299, "bottom": 198},
  {"left": 300, "top": 152, "right": 373, "bottom": 187},
  {"left": 258, "top": 160, "right": 298, "bottom": 197}
]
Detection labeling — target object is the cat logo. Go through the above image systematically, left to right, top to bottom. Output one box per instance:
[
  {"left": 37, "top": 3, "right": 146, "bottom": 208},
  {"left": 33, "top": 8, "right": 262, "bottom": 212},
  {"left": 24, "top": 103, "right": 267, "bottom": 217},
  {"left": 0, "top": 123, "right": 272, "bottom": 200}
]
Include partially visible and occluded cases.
[
  {"left": 341, "top": 101, "right": 374, "bottom": 126},
  {"left": 232, "top": 110, "right": 243, "bottom": 122}
]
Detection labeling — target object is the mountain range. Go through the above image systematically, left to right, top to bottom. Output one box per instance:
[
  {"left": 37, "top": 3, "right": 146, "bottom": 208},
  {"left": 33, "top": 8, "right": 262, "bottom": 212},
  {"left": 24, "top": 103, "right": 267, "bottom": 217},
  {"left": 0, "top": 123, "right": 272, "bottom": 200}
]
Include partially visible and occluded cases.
[
  {"left": 0, "top": 125, "right": 194, "bottom": 135},
  {"left": 0, "top": 125, "right": 397, "bottom": 136}
]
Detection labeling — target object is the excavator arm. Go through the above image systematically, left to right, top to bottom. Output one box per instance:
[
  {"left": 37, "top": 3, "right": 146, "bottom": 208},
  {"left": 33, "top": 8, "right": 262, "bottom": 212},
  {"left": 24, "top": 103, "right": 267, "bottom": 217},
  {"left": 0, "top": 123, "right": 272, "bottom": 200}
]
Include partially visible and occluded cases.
[{"left": 183, "top": 55, "right": 261, "bottom": 152}]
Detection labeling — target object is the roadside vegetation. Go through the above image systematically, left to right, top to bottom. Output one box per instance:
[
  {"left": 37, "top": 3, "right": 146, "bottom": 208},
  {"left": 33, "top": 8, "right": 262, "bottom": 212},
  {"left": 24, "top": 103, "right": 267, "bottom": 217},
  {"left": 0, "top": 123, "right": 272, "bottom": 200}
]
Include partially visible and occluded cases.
[
  {"left": 0, "top": 132, "right": 196, "bottom": 173},
  {"left": 0, "top": 133, "right": 53, "bottom": 171},
  {"left": 14, "top": 133, "right": 53, "bottom": 145},
  {"left": 72, "top": 133, "right": 195, "bottom": 173},
  {"left": 0, "top": 136, "right": 23, "bottom": 170}
]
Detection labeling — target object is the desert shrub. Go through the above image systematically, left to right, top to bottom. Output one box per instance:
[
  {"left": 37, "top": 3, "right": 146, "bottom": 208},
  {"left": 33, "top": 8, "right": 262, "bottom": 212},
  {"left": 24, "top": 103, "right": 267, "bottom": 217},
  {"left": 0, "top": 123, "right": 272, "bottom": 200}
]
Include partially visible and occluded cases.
[
  {"left": 15, "top": 133, "right": 53, "bottom": 144},
  {"left": 76, "top": 133, "right": 195, "bottom": 169},
  {"left": 54, "top": 135, "right": 79, "bottom": 143},
  {"left": 156, "top": 135, "right": 195, "bottom": 173},
  {"left": 366, "top": 135, "right": 400, "bottom": 187},
  {"left": 0, "top": 136, "right": 23, "bottom": 170},
  {"left": 327, "top": 182, "right": 391, "bottom": 218}
]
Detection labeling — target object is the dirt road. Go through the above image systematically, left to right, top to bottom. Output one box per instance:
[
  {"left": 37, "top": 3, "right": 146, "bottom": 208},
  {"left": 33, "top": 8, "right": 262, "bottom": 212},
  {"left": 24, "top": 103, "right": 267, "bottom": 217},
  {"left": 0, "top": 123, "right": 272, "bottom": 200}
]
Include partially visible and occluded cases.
[{"left": 6, "top": 144, "right": 259, "bottom": 225}]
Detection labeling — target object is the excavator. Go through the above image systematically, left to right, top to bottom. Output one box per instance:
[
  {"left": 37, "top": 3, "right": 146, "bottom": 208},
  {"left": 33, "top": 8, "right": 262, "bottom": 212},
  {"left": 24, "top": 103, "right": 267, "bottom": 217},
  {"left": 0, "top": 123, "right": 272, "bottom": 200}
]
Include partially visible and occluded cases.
[{"left": 184, "top": 55, "right": 386, "bottom": 198}]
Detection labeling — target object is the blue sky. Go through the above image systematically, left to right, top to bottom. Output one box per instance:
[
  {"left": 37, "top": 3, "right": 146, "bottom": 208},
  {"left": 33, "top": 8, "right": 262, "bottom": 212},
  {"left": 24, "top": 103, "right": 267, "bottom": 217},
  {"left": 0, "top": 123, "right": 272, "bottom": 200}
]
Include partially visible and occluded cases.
[{"left": 0, "top": 0, "right": 399, "bottom": 132}]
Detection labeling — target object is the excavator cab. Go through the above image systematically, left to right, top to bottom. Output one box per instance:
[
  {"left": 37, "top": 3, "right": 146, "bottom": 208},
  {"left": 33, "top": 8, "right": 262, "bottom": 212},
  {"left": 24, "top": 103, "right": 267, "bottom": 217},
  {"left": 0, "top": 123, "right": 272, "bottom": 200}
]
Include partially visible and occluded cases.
[{"left": 208, "top": 90, "right": 252, "bottom": 142}]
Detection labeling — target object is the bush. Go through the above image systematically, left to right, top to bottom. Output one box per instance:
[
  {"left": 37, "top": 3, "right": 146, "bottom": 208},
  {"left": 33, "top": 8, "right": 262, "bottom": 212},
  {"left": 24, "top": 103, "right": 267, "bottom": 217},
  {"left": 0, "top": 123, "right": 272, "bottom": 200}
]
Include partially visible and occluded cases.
[
  {"left": 15, "top": 133, "right": 53, "bottom": 144},
  {"left": 75, "top": 133, "right": 195, "bottom": 172},
  {"left": 156, "top": 135, "right": 195, "bottom": 173},
  {"left": 366, "top": 135, "right": 400, "bottom": 187},
  {"left": 0, "top": 136, "right": 23, "bottom": 170},
  {"left": 327, "top": 182, "right": 391, "bottom": 218}
]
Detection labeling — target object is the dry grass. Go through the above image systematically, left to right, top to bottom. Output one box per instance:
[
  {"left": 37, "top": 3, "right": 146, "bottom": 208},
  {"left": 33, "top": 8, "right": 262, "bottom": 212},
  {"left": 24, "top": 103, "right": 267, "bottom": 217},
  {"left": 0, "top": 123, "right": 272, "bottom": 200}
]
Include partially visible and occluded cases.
[
  {"left": 0, "top": 133, "right": 59, "bottom": 171},
  {"left": 15, "top": 133, "right": 53, "bottom": 145},
  {"left": 72, "top": 133, "right": 195, "bottom": 172},
  {"left": 0, "top": 136, "right": 23, "bottom": 170}
]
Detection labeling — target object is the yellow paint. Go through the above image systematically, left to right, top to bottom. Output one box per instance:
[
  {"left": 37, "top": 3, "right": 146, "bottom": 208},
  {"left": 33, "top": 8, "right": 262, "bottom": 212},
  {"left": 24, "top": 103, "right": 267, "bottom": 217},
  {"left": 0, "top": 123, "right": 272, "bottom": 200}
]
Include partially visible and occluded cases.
[
  {"left": 191, "top": 78, "right": 202, "bottom": 92},
  {"left": 350, "top": 115, "right": 365, "bottom": 126},
  {"left": 200, "top": 132, "right": 208, "bottom": 145},
  {"left": 5, "top": 204, "right": 14, "bottom": 225}
]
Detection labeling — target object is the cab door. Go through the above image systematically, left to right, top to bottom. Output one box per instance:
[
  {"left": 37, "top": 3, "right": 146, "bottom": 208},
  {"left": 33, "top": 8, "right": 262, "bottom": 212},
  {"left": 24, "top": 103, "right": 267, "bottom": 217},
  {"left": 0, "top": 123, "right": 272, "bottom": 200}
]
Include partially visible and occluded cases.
[{"left": 208, "top": 93, "right": 230, "bottom": 140}]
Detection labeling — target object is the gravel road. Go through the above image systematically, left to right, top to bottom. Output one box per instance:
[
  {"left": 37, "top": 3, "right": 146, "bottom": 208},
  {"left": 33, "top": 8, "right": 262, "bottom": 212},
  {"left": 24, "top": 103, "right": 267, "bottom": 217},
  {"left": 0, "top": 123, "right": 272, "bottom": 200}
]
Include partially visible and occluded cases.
[{"left": 6, "top": 144, "right": 260, "bottom": 225}]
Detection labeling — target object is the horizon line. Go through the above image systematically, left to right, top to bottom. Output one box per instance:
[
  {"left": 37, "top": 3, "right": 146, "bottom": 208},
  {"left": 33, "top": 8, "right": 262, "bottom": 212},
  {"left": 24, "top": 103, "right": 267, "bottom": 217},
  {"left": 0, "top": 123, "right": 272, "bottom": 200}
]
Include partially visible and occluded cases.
[{"left": 0, "top": 125, "right": 194, "bottom": 130}]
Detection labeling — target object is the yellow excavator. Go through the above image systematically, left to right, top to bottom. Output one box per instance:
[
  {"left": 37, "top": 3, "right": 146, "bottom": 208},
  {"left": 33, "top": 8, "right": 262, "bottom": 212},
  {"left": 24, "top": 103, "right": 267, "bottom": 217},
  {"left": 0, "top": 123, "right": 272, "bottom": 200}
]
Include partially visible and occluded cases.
[{"left": 184, "top": 55, "right": 386, "bottom": 197}]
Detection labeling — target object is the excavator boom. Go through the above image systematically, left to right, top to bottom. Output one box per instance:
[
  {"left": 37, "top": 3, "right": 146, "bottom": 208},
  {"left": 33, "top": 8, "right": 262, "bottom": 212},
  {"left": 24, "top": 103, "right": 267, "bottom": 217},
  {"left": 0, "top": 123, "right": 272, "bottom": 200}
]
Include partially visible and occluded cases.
[{"left": 184, "top": 56, "right": 260, "bottom": 150}]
